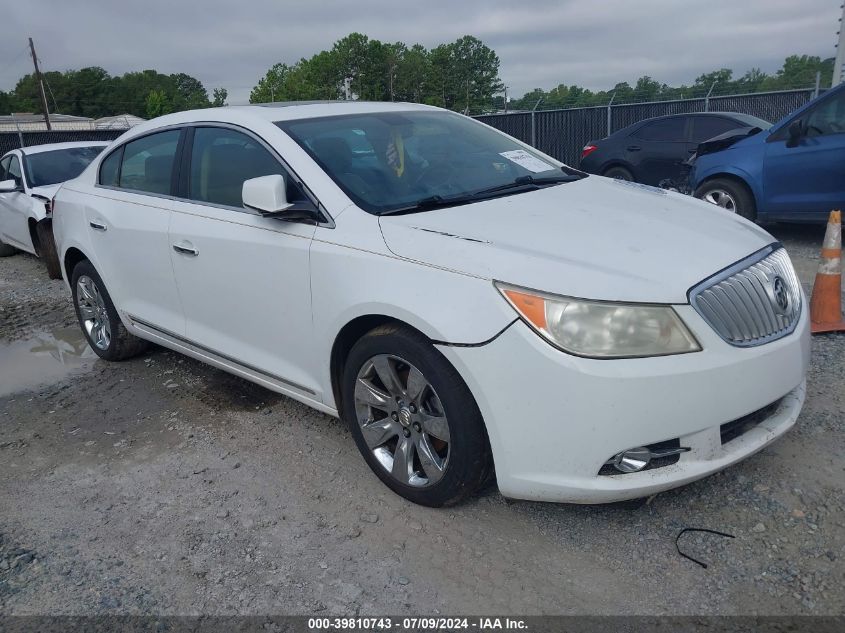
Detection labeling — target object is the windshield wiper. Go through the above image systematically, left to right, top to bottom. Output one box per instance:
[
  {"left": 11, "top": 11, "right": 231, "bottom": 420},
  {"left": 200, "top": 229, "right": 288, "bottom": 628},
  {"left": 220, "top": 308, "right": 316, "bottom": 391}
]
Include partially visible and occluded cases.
[
  {"left": 380, "top": 172, "right": 584, "bottom": 216},
  {"left": 471, "top": 173, "right": 581, "bottom": 197}
]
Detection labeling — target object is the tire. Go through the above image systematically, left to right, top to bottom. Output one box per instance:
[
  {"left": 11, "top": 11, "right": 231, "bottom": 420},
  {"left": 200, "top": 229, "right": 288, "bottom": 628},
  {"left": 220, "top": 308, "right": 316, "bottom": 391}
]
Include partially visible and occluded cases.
[
  {"left": 603, "top": 165, "right": 634, "bottom": 181},
  {"left": 695, "top": 178, "right": 757, "bottom": 221},
  {"left": 36, "top": 219, "right": 62, "bottom": 279},
  {"left": 0, "top": 239, "right": 17, "bottom": 257},
  {"left": 70, "top": 259, "right": 149, "bottom": 361},
  {"left": 341, "top": 324, "right": 493, "bottom": 507}
]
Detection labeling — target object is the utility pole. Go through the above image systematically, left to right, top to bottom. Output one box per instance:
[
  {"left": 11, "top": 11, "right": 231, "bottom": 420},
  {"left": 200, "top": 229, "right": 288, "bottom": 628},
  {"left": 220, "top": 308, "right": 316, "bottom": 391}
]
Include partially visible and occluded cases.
[
  {"left": 833, "top": 2, "right": 845, "bottom": 87},
  {"left": 28, "top": 37, "right": 51, "bottom": 130}
]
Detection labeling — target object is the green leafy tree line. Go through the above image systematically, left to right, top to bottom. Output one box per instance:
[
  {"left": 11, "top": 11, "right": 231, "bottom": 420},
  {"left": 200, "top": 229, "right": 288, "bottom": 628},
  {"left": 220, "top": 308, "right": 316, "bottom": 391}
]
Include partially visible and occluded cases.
[
  {"left": 249, "top": 33, "right": 504, "bottom": 115},
  {"left": 505, "top": 55, "right": 835, "bottom": 111},
  {"left": 0, "top": 67, "right": 228, "bottom": 119}
]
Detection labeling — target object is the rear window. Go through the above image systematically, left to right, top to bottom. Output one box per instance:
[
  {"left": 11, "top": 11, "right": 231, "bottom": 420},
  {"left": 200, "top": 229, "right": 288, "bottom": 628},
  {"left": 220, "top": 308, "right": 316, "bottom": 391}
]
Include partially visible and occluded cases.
[
  {"left": 689, "top": 117, "right": 744, "bottom": 143},
  {"left": 117, "top": 130, "right": 180, "bottom": 195},
  {"left": 24, "top": 146, "right": 105, "bottom": 188}
]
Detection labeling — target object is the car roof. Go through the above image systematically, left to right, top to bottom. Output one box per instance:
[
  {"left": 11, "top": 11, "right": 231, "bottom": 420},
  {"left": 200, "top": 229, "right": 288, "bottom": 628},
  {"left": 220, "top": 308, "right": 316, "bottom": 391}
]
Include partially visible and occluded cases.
[
  {"left": 119, "top": 101, "right": 444, "bottom": 139},
  {"left": 636, "top": 111, "right": 749, "bottom": 123},
  {"left": 17, "top": 141, "right": 111, "bottom": 156}
]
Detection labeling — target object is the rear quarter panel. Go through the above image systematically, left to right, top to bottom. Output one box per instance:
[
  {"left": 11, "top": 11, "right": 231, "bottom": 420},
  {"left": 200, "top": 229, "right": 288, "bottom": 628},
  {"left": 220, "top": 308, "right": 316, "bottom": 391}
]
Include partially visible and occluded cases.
[{"left": 53, "top": 183, "right": 102, "bottom": 290}]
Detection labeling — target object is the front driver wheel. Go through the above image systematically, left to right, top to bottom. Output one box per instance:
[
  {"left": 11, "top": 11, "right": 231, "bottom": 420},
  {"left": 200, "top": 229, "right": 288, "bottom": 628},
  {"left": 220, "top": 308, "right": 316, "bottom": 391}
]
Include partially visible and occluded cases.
[
  {"left": 695, "top": 178, "right": 757, "bottom": 221},
  {"left": 71, "top": 260, "right": 149, "bottom": 361},
  {"left": 342, "top": 324, "right": 493, "bottom": 507}
]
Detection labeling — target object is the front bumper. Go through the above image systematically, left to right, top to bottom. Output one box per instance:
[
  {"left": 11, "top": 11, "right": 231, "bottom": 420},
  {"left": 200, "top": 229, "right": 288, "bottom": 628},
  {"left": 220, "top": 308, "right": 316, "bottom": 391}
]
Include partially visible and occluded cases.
[{"left": 437, "top": 302, "right": 810, "bottom": 503}]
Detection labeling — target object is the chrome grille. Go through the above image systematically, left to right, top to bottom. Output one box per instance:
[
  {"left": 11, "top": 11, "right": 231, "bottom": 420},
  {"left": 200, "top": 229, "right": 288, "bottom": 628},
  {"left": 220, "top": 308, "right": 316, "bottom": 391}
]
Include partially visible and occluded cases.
[{"left": 689, "top": 246, "right": 802, "bottom": 347}]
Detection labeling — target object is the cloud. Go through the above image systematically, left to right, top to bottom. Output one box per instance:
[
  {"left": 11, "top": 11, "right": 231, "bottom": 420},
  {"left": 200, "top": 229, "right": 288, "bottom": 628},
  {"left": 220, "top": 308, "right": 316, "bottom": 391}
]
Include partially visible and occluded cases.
[{"left": 1, "top": 0, "right": 839, "bottom": 104}]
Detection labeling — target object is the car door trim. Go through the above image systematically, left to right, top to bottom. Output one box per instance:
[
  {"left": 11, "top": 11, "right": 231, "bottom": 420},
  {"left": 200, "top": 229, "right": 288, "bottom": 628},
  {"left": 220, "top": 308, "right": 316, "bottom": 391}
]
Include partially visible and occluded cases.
[{"left": 126, "top": 313, "right": 317, "bottom": 396}]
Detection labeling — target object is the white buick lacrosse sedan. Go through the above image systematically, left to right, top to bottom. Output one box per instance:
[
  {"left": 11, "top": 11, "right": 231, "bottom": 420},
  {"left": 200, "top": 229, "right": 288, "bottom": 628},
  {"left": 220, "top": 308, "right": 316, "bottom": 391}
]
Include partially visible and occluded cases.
[{"left": 52, "top": 102, "right": 809, "bottom": 506}]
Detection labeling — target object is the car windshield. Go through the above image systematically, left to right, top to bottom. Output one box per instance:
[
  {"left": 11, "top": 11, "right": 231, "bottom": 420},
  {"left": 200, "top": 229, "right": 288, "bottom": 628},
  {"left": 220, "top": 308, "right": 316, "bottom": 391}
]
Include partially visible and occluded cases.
[
  {"left": 278, "top": 110, "right": 583, "bottom": 215},
  {"left": 24, "top": 146, "right": 105, "bottom": 188}
]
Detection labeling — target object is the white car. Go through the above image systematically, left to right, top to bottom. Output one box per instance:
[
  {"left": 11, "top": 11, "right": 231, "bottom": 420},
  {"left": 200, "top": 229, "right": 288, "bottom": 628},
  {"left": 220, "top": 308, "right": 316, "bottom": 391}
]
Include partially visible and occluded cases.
[
  {"left": 52, "top": 103, "right": 809, "bottom": 506},
  {"left": 0, "top": 141, "right": 109, "bottom": 277}
]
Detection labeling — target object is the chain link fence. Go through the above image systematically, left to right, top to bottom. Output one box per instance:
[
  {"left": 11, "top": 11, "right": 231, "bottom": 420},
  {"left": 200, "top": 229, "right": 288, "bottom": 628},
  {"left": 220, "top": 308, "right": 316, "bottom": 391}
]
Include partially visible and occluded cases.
[
  {"left": 476, "top": 88, "right": 818, "bottom": 166},
  {"left": 0, "top": 130, "right": 125, "bottom": 157}
]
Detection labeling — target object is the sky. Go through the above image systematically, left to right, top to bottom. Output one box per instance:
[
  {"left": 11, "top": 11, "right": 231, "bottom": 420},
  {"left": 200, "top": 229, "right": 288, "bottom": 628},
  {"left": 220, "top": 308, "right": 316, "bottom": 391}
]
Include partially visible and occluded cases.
[{"left": 1, "top": 0, "right": 841, "bottom": 105}]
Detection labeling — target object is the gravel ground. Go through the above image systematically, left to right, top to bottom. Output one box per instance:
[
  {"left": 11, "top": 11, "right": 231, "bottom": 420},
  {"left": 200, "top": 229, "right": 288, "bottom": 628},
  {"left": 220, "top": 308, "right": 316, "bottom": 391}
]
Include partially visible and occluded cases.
[{"left": 0, "top": 223, "right": 843, "bottom": 616}]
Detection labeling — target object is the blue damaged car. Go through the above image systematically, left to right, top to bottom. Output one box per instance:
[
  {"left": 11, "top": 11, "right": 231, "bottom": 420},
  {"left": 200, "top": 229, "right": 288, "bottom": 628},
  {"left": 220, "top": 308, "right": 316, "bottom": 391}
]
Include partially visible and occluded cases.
[{"left": 691, "top": 82, "right": 845, "bottom": 223}]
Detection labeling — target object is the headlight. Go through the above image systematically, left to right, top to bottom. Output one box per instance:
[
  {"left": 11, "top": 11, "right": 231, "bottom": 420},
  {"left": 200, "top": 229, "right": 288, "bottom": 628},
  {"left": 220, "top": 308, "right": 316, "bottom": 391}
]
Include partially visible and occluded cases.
[{"left": 496, "top": 282, "right": 701, "bottom": 359}]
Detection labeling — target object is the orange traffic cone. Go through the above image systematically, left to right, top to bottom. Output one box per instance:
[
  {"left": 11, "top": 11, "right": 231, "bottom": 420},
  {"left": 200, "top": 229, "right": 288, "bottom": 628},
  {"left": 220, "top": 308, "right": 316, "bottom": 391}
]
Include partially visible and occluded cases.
[{"left": 810, "top": 210, "right": 845, "bottom": 334}]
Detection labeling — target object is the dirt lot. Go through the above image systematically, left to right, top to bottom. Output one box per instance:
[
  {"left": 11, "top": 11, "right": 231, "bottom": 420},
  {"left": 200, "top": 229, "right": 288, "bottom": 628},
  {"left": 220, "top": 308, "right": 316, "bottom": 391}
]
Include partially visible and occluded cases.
[{"left": 1, "top": 224, "right": 843, "bottom": 616}]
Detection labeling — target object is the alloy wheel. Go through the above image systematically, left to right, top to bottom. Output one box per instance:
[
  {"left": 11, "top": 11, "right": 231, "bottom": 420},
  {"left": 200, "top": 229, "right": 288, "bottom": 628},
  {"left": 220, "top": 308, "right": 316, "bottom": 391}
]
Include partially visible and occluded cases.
[
  {"left": 702, "top": 188, "right": 737, "bottom": 212},
  {"left": 76, "top": 275, "right": 112, "bottom": 350},
  {"left": 354, "top": 354, "right": 450, "bottom": 487}
]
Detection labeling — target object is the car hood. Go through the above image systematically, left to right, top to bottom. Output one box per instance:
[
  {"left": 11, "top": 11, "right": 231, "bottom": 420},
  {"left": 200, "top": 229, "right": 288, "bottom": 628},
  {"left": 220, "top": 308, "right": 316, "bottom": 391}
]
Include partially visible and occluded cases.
[{"left": 378, "top": 176, "right": 774, "bottom": 303}]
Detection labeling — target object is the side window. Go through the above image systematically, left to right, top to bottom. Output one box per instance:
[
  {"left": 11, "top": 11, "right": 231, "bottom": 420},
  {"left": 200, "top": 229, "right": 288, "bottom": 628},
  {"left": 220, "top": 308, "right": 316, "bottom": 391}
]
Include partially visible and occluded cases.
[
  {"left": 805, "top": 91, "right": 845, "bottom": 137},
  {"left": 690, "top": 117, "right": 741, "bottom": 143},
  {"left": 634, "top": 118, "right": 687, "bottom": 142},
  {"left": 188, "top": 127, "right": 303, "bottom": 208},
  {"left": 118, "top": 130, "right": 180, "bottom": 195},
  {"left": 99, "top": 148, "right": 122, "bottom": 186},
  {"left": 0, "top": 156, "right": 9, "bottom": 181},
  {"left": 7, "top": 156, "right": 23, "bottom": 184}
]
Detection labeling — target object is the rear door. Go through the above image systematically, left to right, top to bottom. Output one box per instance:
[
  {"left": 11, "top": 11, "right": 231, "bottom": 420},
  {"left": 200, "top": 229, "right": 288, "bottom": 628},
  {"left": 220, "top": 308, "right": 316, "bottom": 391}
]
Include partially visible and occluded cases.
[
  {"left": 762, "top": 88, "right": 845, "bottom": 220},
  {"left": 628, "top": 117, "right": 689, "bottom": 185},
  {"left": 167, "top": 125, "right": 321, "bottom": 397},
  {"left": 88, "top": 128, "right": 186, "bottom": 335}
]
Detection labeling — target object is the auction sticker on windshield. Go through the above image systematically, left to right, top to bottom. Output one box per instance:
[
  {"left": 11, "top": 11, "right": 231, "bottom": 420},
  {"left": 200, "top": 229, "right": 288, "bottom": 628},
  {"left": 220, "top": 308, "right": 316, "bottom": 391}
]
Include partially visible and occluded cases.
[{"left": 498, "top": 149, "right": 554, "bottom": 173}]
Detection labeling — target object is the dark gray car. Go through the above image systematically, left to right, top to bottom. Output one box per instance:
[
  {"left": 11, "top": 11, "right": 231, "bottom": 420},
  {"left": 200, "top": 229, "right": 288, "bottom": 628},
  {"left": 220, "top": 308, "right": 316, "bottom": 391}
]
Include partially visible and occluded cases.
[{"left": 579, "top": 112, "right": 771, "bottom": 186}]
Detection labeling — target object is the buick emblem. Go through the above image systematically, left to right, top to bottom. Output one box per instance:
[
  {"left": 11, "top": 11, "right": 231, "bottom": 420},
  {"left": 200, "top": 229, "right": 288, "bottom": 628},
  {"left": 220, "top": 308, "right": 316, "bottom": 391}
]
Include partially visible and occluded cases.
[{"left": 772, "top": 276, "right": 789, "bottom": 314}]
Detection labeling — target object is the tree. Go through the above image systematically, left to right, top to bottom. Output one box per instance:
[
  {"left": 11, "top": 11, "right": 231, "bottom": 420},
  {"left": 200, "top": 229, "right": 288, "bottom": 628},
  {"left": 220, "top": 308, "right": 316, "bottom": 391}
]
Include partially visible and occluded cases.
[
  {"left": 249, "top": 33, "right": 503, "bottom": 114},
  {"left": 448, "top": 36, "right": 504, "bottom": 114},
  {"left": 395, "top": 44, "right": 430, "bottom": 102},
  {"left": 760, "top": 55, "right": 833, "bottom": 90},
  {"left": 250, "top": 62, "right": 294, "bottom": 103},
  {"left": 212, "top": 87, "right": 228, "bottom": 107},
  {"left": 145, "top": 89, "right": 171, "bottom": 119},
  {"left": 0, "top": 90, "right": 11, "bottom": 115}
]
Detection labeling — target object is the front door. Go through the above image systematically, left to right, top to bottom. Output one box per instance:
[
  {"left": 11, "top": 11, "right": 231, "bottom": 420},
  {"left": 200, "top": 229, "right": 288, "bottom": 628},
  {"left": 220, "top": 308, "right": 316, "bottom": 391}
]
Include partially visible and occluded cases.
[
  {"left": 762, "top": 88, "right": 845, "bottom": 220},
  {"left": 629, "top": 117, "right": 689, "bottom": 185},
  {"left": 167, "top": 125, "right": 320, "bottom": 398}
]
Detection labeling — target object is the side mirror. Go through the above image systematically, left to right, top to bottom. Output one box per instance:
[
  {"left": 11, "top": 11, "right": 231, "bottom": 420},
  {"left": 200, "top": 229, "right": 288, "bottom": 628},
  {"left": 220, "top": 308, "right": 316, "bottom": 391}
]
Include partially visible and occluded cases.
[
  {"left": 786, "top": 119, "right": 804, "bottom": 147},
  {"left": 242, "top": 174, "right": 294, "bottom": 215},
  {"left": 0, "top": 179, "right": 21, "bottom": 193}
]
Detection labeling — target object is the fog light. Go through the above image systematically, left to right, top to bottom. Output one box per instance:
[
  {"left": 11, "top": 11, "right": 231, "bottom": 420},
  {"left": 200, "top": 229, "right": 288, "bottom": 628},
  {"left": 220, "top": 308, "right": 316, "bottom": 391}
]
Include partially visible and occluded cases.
[
  {"left": 604, "top": 444, "right": 691, "bottom": 474},
  {"left": 613, "top": 447, "right": 652, "bottom": 473}
]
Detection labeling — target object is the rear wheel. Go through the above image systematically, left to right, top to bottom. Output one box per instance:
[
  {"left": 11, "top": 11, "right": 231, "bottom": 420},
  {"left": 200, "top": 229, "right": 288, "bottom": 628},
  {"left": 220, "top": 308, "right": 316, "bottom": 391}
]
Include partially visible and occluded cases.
[
  {"left": 603, "top": 165, "right": 633, "bottom": 181},
  {"left": 695, "top": 178, "right": 757, "bottom": 221},
  {"left": 36, "top": 219, "right": 62, "bottom": 279},
  {"left": 0, "top": 239, "right": 16, "bottom": 257},
  {"left": 71, "top": 260, "right": 149, "bottom": 361},
  {"left": 341, "top": 324, "right": 493, "bottom": 507}
]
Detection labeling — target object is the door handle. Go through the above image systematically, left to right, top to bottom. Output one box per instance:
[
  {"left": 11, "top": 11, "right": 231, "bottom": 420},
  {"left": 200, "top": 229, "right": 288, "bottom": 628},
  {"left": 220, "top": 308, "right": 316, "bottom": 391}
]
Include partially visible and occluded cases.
[
  {"left": 626, "top": 145, "right": 642, "bottom": 151},
  {"left": 89, "top": 221, "right": 107, "bottom": 231},
  {"left": 172, "top": 242, "right": 199, "bottom": 256}
]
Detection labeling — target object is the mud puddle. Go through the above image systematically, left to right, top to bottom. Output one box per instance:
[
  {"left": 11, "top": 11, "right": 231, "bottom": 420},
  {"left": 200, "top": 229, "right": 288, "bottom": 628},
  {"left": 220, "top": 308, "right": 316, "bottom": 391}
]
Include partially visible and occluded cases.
[{"left": 0, "top": 327, "right": 95, "bottom": 397}]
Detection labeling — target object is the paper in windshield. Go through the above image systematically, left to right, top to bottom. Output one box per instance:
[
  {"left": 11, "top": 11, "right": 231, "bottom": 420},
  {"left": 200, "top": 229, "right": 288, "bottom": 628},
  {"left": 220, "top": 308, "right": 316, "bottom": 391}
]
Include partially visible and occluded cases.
[{"left": 498, "top": 150, "right": 553, "bottom": 173}]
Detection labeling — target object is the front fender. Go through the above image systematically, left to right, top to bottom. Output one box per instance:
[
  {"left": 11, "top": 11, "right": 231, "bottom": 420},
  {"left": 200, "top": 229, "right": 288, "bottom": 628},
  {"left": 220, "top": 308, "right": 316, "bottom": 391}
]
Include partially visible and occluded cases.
[
  {"left": 694, "top": 163, "right": 761, "bottom": 205},
  {"left": 309, "top": 233, "right": 516, "bottom": 406}
]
